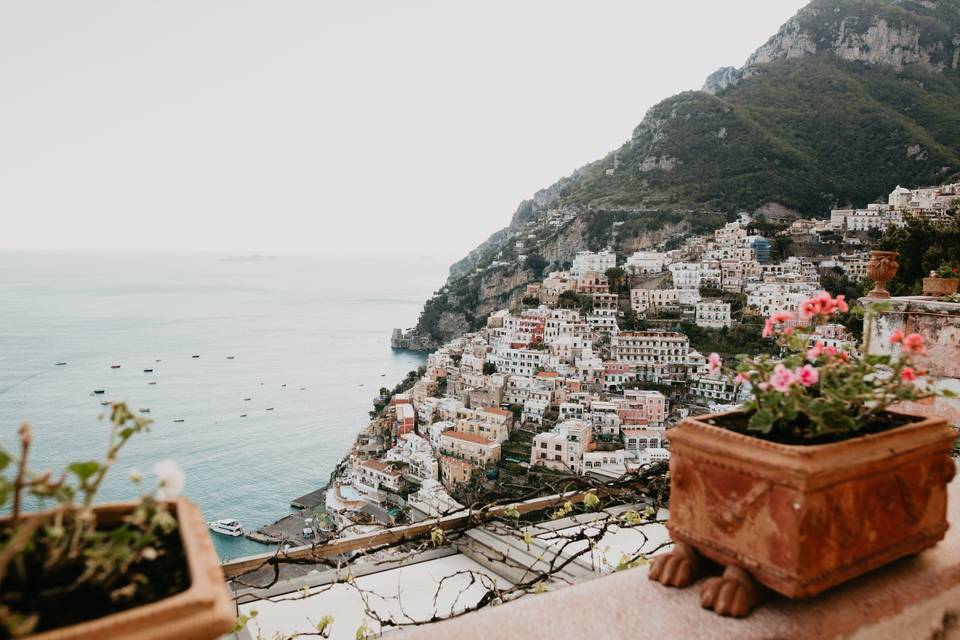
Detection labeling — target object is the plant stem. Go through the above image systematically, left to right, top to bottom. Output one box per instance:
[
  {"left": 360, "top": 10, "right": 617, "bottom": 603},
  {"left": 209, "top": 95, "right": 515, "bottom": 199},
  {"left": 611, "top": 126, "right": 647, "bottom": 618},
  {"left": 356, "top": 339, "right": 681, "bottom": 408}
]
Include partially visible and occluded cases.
[{"left": 12, "top": 423, "right": 31, "bottom": 524}]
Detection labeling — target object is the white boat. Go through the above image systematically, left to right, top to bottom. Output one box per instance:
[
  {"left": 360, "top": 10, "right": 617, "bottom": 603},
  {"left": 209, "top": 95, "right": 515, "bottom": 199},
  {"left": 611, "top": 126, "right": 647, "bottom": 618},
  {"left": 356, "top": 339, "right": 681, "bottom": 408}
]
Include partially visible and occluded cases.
[{"left": 208, "top": 519, "right": 244, "bottom": 537}]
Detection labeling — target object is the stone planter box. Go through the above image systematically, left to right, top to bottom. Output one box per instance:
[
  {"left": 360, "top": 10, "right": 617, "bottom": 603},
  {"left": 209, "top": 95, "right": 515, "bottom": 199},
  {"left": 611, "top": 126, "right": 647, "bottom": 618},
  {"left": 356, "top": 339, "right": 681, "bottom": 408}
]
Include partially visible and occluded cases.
[
  {"left": 922, "top": 277, "right": 959, "bottom": 297},
  {"left": 666, "top": 411, "right": 956, "bottom": 599},
  {"left": 8, "top": 498, "right": 235, "bottom": 640}
]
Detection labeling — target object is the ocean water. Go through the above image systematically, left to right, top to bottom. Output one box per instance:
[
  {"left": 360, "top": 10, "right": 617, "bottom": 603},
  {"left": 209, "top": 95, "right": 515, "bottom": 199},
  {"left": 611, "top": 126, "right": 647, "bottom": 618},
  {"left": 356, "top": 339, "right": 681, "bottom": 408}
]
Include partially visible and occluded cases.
[{"left": 0, "top": 252, "right": 444, "bottom": 559}]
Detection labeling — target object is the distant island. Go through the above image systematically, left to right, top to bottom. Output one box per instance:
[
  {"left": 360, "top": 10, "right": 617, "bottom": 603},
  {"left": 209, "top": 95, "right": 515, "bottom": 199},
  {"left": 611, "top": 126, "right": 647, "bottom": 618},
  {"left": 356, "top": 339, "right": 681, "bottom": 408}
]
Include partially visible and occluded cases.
[{"left": 220, "top": 254, "right": 277, "bottom": 263}]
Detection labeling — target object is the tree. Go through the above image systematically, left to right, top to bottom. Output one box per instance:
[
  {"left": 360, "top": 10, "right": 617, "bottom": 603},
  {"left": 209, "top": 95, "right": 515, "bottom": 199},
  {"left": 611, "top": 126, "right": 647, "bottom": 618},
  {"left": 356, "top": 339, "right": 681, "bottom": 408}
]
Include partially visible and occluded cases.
[
  {"left": 878, "top": 215, "right": 960, "bottom": 296},
  {"left": 525, "top": 254, "right": 547, "bottom": 276},
  {"left": 605, "top": 267, "right": 628, "bottom": 294},
  {"left": 482, "top": 362, "right": 498, "bottom": 376}
]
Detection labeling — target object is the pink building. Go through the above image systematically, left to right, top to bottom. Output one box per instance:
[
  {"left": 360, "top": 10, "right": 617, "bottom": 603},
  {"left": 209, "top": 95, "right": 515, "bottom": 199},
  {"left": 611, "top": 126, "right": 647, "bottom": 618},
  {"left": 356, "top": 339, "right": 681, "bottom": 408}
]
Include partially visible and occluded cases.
[{"left": 616, "top": 389, "right": 667, "bottom": 426}]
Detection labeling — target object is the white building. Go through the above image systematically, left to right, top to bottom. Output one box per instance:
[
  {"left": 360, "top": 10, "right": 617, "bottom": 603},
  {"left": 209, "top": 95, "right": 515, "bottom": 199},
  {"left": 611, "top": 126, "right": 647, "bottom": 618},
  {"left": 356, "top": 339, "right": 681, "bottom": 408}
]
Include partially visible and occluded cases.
[
  {"left": 571, "top": 249, "right": 616, "bottom": 278},
  {"left": 625, "top": 250, "right": 670, "bottom": 274},
  {"left": 669, "top": 262, "right": 701, "bottom": 289},
  {"left": 630, "top": 288, "right": 700, "bottom": 314},
  {"left": 695, "top": 300, "right": 732, "bottom": 329},
  {"left": 610, "top": 331, "right": 690, "bottom": 383},
  {"left": 490, "top": 346, "right": 550, "bottom": 377}
]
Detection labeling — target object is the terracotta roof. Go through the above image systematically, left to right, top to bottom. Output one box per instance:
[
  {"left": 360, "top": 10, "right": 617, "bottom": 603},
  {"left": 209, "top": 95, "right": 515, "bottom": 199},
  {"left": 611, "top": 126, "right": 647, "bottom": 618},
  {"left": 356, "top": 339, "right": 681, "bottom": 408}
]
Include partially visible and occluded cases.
[
  {"left": 536, "top": 371, "right": 559, "bottom": 378},
  {"left": 483, "top": 407, "right": 512, "bottom": 417},
  {"left": 441, "top": 430, "right": 496, "bottom": 446},
  {"left": 361, "top": 459, "right": 401, "bottom": 476}
]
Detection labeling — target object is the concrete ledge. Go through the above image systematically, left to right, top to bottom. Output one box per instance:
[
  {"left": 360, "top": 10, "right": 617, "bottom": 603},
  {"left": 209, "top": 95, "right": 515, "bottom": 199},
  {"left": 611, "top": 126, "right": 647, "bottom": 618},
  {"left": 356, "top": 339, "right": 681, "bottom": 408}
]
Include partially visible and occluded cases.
[{"left": 397, "top": 478, "right": 960, "bottom": 640}]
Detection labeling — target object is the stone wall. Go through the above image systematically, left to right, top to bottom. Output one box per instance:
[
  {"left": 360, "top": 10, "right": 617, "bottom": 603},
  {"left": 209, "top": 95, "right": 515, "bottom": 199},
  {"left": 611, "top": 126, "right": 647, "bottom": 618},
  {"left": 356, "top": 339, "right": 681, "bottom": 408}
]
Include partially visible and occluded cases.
[{"left": 863, "top": 296, "right": 960, "bottom": 426}]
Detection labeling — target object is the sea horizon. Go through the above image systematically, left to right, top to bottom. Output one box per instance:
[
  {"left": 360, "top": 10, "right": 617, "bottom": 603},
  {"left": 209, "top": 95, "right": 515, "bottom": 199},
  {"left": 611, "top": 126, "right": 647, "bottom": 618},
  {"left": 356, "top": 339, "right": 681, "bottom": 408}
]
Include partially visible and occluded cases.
[{"left": 0, "top": 250, "right": 449, "bottom": 559}]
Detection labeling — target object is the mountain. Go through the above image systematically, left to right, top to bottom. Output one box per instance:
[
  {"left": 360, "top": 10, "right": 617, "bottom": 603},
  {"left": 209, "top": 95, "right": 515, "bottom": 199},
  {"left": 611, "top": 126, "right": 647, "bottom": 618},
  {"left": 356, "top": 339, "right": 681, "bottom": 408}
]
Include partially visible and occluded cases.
[{"left": 399, "top": 0, "right": 960, "bottom": 350}]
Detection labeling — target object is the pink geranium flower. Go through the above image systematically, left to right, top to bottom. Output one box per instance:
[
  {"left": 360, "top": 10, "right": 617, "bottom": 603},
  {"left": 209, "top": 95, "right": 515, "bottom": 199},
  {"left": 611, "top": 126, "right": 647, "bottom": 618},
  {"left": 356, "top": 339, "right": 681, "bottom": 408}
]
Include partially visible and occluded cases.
[
  {"left": 835, "top": 294, "right": 848, "bottom": 312},
  {"left": 889, "top": 329, "right": 905, "bottom": 345},
  {"left": 902, "top": 333, "right": 926, "bottom": 354},
  {"left": 806, "top": 341, "right": 824, "bottom": 362},
  {"left": 707, "top": 352, "right": 722, "bottom": 373},
  {"left": 769, "top": 364, "right": 795, "bottom": 392},
  {"left": 795, "top": 364, "right": 819, "bottom": 387},
  {"left": 901, "top": 367, "right": 918, "bottom": 382}
]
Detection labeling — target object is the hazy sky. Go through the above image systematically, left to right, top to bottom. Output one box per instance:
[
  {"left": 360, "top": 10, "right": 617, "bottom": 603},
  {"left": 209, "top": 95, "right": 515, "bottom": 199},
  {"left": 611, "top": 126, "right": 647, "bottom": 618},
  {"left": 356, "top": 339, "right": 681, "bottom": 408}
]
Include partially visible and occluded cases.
[{"left": 0, "top": 1, "right": 808, "bottom": 258}]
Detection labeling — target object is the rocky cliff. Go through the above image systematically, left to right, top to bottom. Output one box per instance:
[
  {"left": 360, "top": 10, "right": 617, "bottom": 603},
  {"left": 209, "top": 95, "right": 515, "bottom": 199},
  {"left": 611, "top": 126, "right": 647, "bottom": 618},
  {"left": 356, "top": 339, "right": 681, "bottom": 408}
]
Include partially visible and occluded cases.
[
  {"left": 398, "top": 0, "right": 960, "bottom": 351},
  {"left": 704, "top": 0, "right": 960, "bottom": 93}
]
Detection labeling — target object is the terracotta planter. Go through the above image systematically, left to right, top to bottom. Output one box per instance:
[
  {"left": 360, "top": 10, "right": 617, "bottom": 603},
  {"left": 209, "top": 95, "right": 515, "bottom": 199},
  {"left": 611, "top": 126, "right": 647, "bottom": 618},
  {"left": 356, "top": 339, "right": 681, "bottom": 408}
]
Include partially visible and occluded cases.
[
  {"left": 866, "top": 250, "right": 900, "bottom": 299},
  {"left": 922, "top": 277, "right": 959, "bottom": 297},
  {"left": 665, "top": 410, "right": 956, "bottom": 599},
  {"left": 7, "top": 498, "right": 235, "bottom": 640}
]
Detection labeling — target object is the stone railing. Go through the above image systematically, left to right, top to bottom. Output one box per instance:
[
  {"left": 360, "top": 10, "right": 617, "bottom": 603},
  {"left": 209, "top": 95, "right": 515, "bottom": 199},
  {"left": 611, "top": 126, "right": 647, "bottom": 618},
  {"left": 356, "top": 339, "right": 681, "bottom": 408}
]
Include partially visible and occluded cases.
[{"left": 863, "top": 295, "right": 960, "bottom": 425}]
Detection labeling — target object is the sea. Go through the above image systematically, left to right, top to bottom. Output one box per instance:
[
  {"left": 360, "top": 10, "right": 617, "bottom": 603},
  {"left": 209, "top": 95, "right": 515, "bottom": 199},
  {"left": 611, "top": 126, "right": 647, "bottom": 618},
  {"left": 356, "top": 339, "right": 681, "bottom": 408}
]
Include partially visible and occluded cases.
[{"left": 0, "top": 252, "right": 448, "bottom": 560}]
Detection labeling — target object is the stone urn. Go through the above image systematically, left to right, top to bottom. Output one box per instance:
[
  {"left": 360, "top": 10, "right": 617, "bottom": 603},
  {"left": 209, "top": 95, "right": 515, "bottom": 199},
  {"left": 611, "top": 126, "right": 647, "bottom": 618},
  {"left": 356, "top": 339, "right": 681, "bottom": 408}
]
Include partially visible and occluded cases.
[
  {"left": 866, "top": 250, "right": 900, "bottom": 298},
  {"left": 922, "top": 276, "right": 959, "bottom": 297},
  {"left": 649, "top": 410, "right": 956, "bottom": 617}
]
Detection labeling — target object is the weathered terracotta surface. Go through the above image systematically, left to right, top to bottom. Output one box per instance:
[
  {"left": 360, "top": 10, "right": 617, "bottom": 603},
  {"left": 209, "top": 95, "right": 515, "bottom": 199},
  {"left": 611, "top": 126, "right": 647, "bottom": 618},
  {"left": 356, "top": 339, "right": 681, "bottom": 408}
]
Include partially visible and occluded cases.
[
  {"left": 866, "top": 250, "right": 900, "bottom": 298},
  {"left": 922, "top": 277, "right": 959, "bottom": 296},
  {"left": 666, "top": 411, "right": 956, "bottom": 599},
  {"left": 14, "top": 498, "right": 235, "bottom": 640}
]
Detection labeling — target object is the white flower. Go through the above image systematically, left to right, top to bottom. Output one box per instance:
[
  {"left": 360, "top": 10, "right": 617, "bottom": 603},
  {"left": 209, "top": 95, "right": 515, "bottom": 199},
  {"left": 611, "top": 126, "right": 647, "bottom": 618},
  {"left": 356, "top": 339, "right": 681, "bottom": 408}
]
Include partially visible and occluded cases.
[
  {"left": 153, "top": 460, "right": 185, "bottom": 499},
  {"left": 129, "top": 469, "right": 142, "bottom": 483}
]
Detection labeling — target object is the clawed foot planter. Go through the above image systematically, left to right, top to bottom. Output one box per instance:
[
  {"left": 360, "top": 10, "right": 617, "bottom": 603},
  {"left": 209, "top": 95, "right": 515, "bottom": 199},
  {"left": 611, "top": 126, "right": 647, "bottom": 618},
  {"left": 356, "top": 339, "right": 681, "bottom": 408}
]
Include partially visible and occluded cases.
[
  {"left": 650, "top": 290, "right": 957, "bottom": 617},
  {"left": 649, "top": 411, "right": 955, "bottom": 617}
]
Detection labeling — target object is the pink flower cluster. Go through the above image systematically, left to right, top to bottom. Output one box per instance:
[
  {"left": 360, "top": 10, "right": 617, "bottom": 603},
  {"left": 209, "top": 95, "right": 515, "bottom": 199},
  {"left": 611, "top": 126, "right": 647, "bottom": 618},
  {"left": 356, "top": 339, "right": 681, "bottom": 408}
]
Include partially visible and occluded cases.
[
  {"left": 799, "top": 291, "right": 848, "bottom": 320},
  {"left": 762, "top": 311, "right": 795, "bottom": 338},
  {"left": 889, "top": 329, "right": 927, "bottom": 355},
  {"left": 805, "top": 340, "right": 848, "bottom": 363},
  {"left": 707, "top": 352, "right": 722, "bottom": 374},
  {"left": 766, "top": 363, "right": 820, "bottom": 392}
]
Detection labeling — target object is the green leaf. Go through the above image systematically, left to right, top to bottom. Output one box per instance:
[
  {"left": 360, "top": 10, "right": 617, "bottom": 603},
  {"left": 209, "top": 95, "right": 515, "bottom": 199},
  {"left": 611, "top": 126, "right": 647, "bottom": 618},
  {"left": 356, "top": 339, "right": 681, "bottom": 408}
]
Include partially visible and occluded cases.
[
  {"left": 748, "top": 409, "right": 775, "bottom": 434},
  {"left": 0, "top": 449, "right": 10, "bottom": 472},
  {"left": 68, "top": 461, "right": 101, "bottom": 482}
]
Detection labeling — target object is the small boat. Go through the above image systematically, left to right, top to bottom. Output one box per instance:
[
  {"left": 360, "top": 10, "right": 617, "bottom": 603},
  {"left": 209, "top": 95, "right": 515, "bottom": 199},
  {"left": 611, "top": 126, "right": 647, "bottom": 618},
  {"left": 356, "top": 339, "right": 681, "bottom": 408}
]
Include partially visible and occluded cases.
[
  {"left": 192, "top": 355, "right": 200, "bottom": 359},
  {"left": 226, "top": 356, "right": 235, "bottom": 360},
  {"left": 155, "top": 359, "right": 162, "bottom": 362},
  {"left": 55, "top": 361, "right": 67, "bottom": 366},
  {"left": 110, "top": 364, "right": 121, "bottom": 369},
  {"left": 143, "top": 368, "right": 154, "bottom": 373},
  {"left": 148, "top": 381, "right": 158, "bottom": 385},
  {"left": 281, "top": 384, "right": 286, "bottom": 388},
  {"left": 300, "top": 387, "right": 306, "bottom": 391},
  {"left": 93, "top": 389, "right": 105, "bottom": 395},
  {"left": 243, "top": 397, "right": 251, "bottom": 401},
  {"left": 100, "top": 401, "right": 109, "bottom": 406},
  {"left": 266, "top": 407, "right": 274, "bottom": 411},
  {"left": 139, "top": 408, "right": 151, "bottom": 413},
  {"left": 240, "top": 414, "right": 247, "bottom": 418},
  {"left": 173, "top": 419, "right": 185, "bottom": 423},
  {"left": 207, "top": 519, "right": 244, "bottom": 537}
]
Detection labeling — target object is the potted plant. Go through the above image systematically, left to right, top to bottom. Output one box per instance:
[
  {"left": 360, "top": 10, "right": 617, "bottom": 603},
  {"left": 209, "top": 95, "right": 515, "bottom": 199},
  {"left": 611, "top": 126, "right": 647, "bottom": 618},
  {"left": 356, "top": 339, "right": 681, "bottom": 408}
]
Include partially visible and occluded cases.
[
  {"left": 922, "top": 262, "right": 960, "bottom": 297},
  {"left": 649, "top": 293, "right": 956, "bottom": 617},
  {"left": 0, "top": 404, "right": 235, "bottom": 639}
]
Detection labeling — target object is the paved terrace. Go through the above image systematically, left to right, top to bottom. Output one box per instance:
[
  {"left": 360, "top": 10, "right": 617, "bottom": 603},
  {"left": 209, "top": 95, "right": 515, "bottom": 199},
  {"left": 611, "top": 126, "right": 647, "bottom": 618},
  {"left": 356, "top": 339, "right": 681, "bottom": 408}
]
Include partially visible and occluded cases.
[{"left": 221, "top": 481, "right": 960, "bottom": 639}]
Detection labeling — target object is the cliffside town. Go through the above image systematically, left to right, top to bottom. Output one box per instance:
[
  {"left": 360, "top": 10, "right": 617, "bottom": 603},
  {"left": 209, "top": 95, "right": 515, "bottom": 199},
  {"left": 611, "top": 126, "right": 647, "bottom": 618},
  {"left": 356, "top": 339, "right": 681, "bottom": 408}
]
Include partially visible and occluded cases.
[
  {"left": 395, "top": 0, "right": 960, "bottom": 352},
  {"left": 337, "top": 180, "right": 959, "bottom": 536}
]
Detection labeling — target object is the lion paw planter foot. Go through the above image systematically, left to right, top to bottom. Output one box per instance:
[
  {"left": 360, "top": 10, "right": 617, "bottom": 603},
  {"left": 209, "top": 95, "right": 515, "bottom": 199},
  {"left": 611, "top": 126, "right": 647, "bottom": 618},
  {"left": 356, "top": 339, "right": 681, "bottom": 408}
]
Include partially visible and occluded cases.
[
  {"left": 648, "top": 541, "right": 704, "bottom": 588},
  {"left": 699, "top": 565, "right": 765, "bottom": 618}
]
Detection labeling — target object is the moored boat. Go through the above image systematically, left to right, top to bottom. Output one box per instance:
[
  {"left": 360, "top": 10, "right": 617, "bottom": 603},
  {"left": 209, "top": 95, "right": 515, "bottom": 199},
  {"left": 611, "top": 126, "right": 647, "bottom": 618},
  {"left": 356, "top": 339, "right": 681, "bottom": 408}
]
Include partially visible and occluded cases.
[
  {"left": 110, "top": 364, "right": 121, "bottom": 369},
  {"left": 93, "top": 389, "right": 105, "bottom": 394},
  {"left": 208, "top": 519, "right": 244, "bottom": 537}
]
